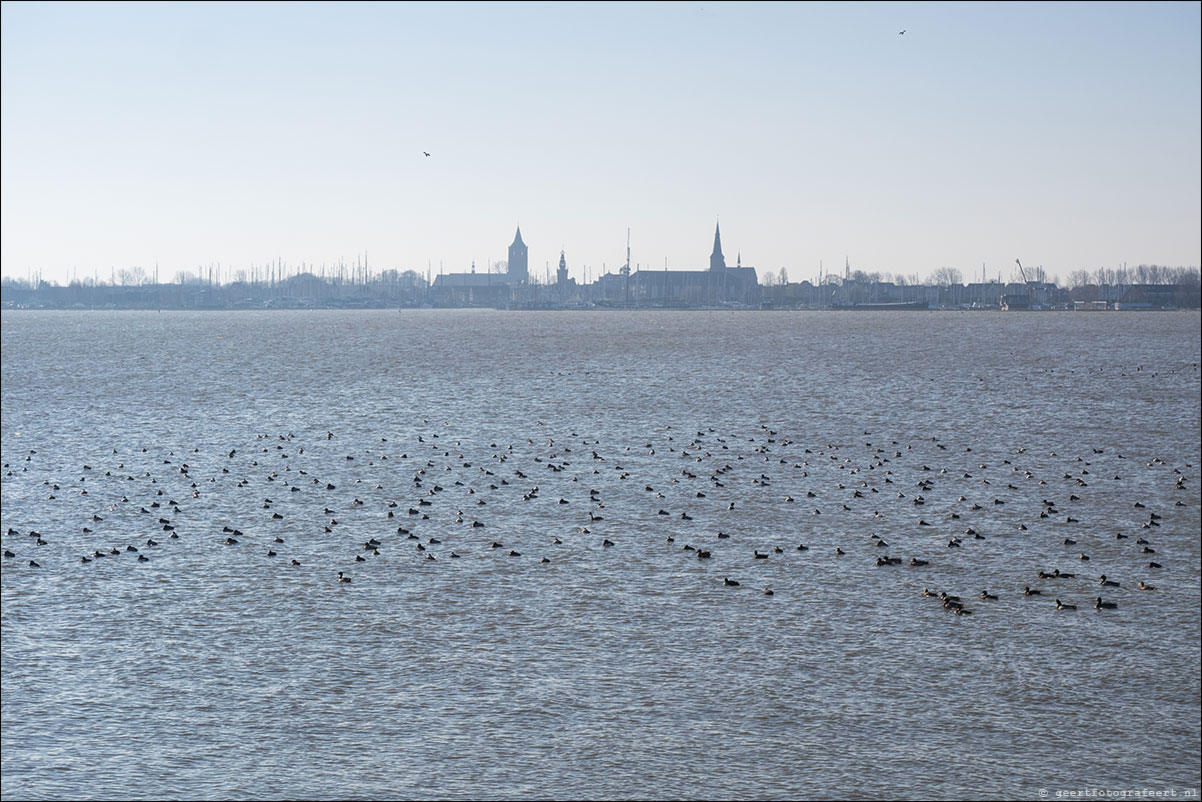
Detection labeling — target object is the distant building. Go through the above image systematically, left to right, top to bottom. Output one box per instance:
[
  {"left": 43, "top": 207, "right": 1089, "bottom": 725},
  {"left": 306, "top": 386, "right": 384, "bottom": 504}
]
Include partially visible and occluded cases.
[
  {"left": 628, "top": 221, "right": 760, "bottom": 307},
  {"left": 430, "top": 222, "right": 762, "bottom": 307},
  {"left": 710, "top": 223, "right": 726, "bottom": 271},
  {"left": 431, "top": 226, "right": 528, "bottom": 305},
  {"left": 508, "top": 227, "right": 528, "bottom": 284},
  {"left": 553, "top": 249, "right": 580, "bottom": 305},
  {"left": 556, "top": 249, "right": 569, "bottom": 286},
  {"left": 430, "top": 261, "right": 512, "bottom": 306},
  {"left": 1000, "top": 281, "right": 1064, "bottom": 310},
  {"left": 964, "top": 282, "right": 1005, "bottom": 308},
  {"left": 1116, "top": 284, "right": 1200, "bottom": 309}
]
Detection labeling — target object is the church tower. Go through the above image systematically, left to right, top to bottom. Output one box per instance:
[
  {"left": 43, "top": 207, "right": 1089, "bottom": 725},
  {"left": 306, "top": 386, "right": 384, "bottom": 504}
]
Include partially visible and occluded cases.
[
  {"left": 709, "top": 221, "right": 726, "bottom": 272},
  {"left": 508, "top": 227, "right": 528, "bottom": 284},
  {"left": 557, "top": 250, "right": 568, "bottom": 285}
]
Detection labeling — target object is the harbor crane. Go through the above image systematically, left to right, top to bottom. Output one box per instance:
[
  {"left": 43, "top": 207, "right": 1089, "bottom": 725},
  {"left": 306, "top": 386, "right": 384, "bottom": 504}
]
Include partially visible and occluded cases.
[{"left": 1016, "top": 259, "right": 1037, "bottom": 308}]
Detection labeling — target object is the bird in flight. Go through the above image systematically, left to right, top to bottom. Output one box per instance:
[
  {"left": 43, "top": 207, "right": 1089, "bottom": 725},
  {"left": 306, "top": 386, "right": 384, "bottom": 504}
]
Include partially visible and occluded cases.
[
  {"left": 898, "top": 29, "right": 905, "bottom": 35},
  {"left": 423, "top": 151, "right": 431, "bottom": 157}
]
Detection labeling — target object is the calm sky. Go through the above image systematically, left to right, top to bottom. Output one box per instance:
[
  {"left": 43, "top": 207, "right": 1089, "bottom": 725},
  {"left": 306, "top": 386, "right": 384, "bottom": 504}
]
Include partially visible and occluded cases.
[{"left": 2, "top": 0, "right": 1199, "bottom": 286}]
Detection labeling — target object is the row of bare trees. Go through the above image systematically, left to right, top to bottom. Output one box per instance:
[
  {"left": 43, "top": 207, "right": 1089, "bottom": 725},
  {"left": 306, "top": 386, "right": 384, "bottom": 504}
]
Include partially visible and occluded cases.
[
  {"left": 784, "top": 265, "right": 1198, "bottom": 290},
  {"left": 1065, "top": 265, "right": 1199, "bottom": 289}
]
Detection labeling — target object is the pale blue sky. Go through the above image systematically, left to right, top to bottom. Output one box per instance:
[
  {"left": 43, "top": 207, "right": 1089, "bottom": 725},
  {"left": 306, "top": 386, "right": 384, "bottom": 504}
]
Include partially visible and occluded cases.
[{"left": 2, "top": 1, "right": 1199, "bottom": 285}]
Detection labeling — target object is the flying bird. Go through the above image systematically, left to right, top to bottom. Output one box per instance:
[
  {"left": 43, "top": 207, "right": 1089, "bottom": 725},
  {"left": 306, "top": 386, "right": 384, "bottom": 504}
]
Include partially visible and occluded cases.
[
  {"left": 898, "top": 29, "right": 906, "bottom": 35},
  {"left": 423, "top": 151, "right": 431, "bottom": 157}
]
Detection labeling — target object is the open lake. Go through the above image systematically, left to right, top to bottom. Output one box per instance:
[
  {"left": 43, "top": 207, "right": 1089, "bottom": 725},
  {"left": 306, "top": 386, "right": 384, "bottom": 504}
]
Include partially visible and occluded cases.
[{"left": 2, "top": 309, "right": 1199, "bottom": 800}]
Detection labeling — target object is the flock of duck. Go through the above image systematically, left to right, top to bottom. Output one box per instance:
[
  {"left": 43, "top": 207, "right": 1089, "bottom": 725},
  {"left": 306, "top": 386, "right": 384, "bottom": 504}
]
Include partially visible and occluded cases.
[{"left": 2, "top": 419, "right": 1192, "bottom": 619}]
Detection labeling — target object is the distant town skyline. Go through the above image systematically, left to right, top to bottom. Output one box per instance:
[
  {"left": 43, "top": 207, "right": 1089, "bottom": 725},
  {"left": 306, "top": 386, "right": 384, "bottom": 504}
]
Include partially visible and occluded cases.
[{"left": 2, "top": 1, "right": 1199, "bottom": 287}]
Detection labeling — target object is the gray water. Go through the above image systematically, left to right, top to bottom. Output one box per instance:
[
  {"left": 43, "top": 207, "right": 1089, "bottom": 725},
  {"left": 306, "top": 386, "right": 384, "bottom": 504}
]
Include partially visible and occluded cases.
[{"left": 2, "top": 309, "right": 1199, "bottom": 801}]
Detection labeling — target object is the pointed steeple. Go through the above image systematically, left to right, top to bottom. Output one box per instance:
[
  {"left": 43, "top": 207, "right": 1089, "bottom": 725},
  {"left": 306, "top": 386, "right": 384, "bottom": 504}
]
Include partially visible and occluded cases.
[
  {"left": 710, "top": 220, "right": 726, "bottom": 271},
  {"left": 508, "top": 225, "right": 528, "bottom": 283}
]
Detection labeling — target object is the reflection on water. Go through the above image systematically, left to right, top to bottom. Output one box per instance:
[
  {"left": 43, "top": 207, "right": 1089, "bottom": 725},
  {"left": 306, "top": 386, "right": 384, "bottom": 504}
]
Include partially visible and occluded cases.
[{"left": 2, "top": 310, "right": 1200, "bottom": 800}]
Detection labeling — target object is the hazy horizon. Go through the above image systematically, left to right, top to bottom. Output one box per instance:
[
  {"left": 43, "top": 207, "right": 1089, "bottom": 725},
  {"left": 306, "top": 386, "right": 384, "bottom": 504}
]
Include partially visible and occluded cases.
[{"left": 2, "top": 1, "right": 1199, "bottom": 287}]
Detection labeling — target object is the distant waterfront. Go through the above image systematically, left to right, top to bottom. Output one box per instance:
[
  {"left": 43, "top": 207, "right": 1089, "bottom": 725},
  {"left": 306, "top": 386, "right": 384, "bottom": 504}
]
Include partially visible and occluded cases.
[{"left": 2, "top": 272, "right": 1199, "bottom": 311}]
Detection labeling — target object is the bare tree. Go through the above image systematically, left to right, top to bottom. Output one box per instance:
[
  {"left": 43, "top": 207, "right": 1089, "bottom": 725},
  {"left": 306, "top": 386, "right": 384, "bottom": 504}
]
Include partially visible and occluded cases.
[{"left": 930, "top": 267, "right": 963, "bottom": 287}]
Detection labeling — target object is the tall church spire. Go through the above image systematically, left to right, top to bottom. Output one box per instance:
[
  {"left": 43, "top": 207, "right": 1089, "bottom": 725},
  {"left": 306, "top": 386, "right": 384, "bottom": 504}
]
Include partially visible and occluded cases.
[
  {"left": 709, "top": 220, "right": 726, "bottom": 271},
  {"left": 508, "top": 225, "right": 528, "bottom": 283}
]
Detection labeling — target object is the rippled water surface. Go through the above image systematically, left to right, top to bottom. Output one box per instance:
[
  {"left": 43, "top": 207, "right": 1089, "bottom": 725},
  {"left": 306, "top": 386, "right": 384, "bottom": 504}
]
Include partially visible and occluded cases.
[{"left": 2, "top": 310, "right": 1200, "bottom": 800}]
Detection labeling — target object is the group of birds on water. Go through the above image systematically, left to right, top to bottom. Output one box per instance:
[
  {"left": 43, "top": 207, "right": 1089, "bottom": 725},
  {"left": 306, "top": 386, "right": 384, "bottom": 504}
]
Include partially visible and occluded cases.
[{"left": 2, "top": 417, "right": 1194, "bottom": 620}]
